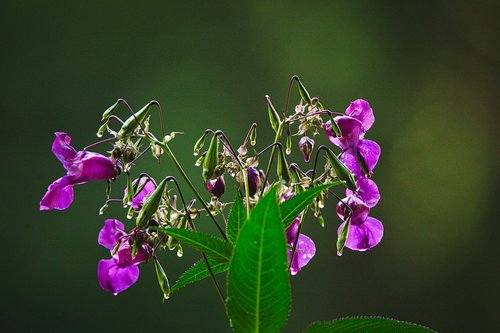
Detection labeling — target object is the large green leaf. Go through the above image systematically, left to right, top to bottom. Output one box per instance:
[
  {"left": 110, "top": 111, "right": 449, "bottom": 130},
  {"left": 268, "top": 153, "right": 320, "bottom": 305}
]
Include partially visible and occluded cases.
[
  {"left": 280, "top": 182, "right": 340, "bottom": 228},
  {"left": 227, "top": 184, "right": 291, "bottom": 333},
  {"left": 227, "top": 193, "right": 247, "bottom": 243},
  {"left": 153, "top": 227, "right": 232, "bottom": 263},
  {"left": 171, "top": 257, "right": 229, "bottom": 293},
  {"left": 304, "top": 316, "right": 437, "bottom": 333}
]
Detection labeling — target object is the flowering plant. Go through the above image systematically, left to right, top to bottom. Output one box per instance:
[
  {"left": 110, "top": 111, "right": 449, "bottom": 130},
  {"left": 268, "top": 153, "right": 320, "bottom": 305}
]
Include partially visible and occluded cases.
[{"left": 40, "top": 76, "right": 435, "bottom": 332}]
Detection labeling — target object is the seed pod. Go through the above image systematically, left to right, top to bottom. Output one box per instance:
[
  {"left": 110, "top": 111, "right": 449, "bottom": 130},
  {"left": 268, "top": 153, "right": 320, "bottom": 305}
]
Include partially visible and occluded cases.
[
  {"left": 101, "top": 100, "right": 120, "bottom": 121},
  {"left": 117, "top": 102, "right": 155, "bottom": 139},
  {"left": 202, "top": 135, "right": 219, "bottom": 181},
  {"left": 325, "top": 148, "right": 356, "bottom": 191},
  {"left": 136, "top": 178, "right": 168, "bottom": 228},
  {"left": 153, "top": 258, "right": 171, "bottom": 300}
]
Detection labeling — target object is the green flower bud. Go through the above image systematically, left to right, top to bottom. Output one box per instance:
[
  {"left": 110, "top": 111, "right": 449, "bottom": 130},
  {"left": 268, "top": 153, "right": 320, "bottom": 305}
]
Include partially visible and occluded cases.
[
  {"left": 293, "top": 76, "right": 312, "bottom": 104},
  {"left": 267, "top": 98, "right": 281, "bottom": 132},
  {"left": 101, "top": 100, "right": 120, "bottom": 121},
  {"left": 117, "top": 102, "right": 155, "bottom": 140},
  {"left": 249, "top": 125, "right": 257, "bottom": 146},
  {"left": 193, "top": 132, "right": 207, "bottom": 156},
  {"left": 277, "top": 146, "right": 290, "bottom": 183},
  {"left": 336, "top": 215, "right": 351, "bottom": 256}
]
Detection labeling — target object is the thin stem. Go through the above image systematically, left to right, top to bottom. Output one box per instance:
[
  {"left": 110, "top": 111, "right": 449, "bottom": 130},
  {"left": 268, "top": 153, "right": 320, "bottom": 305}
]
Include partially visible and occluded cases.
[
  {"left": 260, "top": 121, "right": 284, "bottom": 197},
  {"left": 215, "top": 130, "right": 244, "bottom": 167},
  {"left": 83, "top": 137, "right": 116, "bottom": 151},
  {"left": 154, "top": 140, "right": 228, "bottom": 241},
  {"left": 125, "top": 146, "right": 152, "bottom": 172},
  {"left": 242, "top": 166, "right": 251, "bottom": 217},
  {"left": 163, "top": 176, "right": 226, "bottom": 306}
]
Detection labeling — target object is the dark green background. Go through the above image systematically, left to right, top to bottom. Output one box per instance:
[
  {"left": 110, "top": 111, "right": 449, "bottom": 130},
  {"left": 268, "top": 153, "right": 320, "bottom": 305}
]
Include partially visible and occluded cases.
[{"left": 3, "top": 1, "right": 498, "bottom": 332}]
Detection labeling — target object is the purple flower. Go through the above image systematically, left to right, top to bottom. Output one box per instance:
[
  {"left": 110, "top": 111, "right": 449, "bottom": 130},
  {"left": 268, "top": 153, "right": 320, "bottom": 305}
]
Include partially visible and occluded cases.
[
  {"left": 324, "top": 99, "right": 380, "bottom": 177},
  {"left": 40, "top": 132, "right": 117, "bottom": 210},
  {"left": 204, "top": 175, "right": 226, "bottom": 198},
  {"left": 125, "top": 177, "right": 156, "bottom": 209},
  {"left": 336, "top": 179, "right": 383, "bottom": 251},
  {"left": 286, "top": 217, "right": 316, "bottom": 275},
  {"left": 97, "top": 219, "right": 152, "bottom": 294}
]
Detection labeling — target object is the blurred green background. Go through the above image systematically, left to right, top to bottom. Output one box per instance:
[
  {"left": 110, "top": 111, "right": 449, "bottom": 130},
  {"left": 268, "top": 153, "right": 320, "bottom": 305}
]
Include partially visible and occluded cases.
[{"left": 2, "top": 0, "right": 498, "bottom": 332}]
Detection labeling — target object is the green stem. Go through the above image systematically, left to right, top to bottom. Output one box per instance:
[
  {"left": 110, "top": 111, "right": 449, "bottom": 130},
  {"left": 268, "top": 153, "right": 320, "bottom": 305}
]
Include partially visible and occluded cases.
[
  {"left": 260, "top": 122, "right": 284, "bottom": 196},
  {"left": 155, "top": 140, "right": 228, "bottom": 241},
  {"left": 242, "top": 166, "right": 251, "bottom": 217}
]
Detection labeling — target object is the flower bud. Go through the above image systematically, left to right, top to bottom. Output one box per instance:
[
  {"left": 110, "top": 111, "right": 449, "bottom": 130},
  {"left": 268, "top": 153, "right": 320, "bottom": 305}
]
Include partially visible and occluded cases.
[
  {"left": 293, "top": 76, "right": 312, "bottom": 104},
  {"left": 267, "top": 97, "right": 281, "bottom": 132},
  {"left": 101, "top": 100, "right": 120, "bottom": 121},
  {"left": 249, "top": 125, "right": 257, "bottom": 146},
  {"left": 286, "top": 128, "right": 292, "bottom": 155},
  {"left": 298, "top": 136, "right": 314, "bottom": 162},
  {"left": 247, "top": 167, "right": 261, "bottom": 197},
  {"left": 204, "top": 175, "right": 226, "bottom": 198}
]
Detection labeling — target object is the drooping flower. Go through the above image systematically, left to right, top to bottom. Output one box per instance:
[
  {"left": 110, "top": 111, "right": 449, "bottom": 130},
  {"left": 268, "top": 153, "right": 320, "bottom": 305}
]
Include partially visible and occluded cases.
[
  {"left": 324, "top": 99, "right": 380, "bottom": 177},
  {"left": 40, "top": 132, "right": 117, "bottom": 210},
  {"left": 204, "top": 175, "right": 226, "bottom": 198},
  {"left": 125, "top": 177, "right": 156, "bottom": 210},
  {"left": 336, "top": 179, "right": 383, "bottom": 251},
  {"left": 286, "top": 217, "right": 316, "bottom": 275},
  {"left": 97, "top": 219, "right": 152, "bottom": 294}
]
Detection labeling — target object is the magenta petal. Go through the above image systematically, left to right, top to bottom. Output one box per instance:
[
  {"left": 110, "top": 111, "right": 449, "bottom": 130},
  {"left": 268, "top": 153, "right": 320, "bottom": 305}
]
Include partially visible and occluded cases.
[
  {"left": 345, "top": 99, "right": 375, "bottom": 133},
  {"left": 326, "top": 117, "right": 362, "bottom": 150},
  {"left": 51, "top": 132, "right": 77, "bottom": 169},
  {"left": 357, "top": 139, "right": 381, "bottom": 175},
  {"left": 338, "top": 150, "right": 360, "bottom": 178},
  {"left": 73, "top": 152, "right": 116, "bottom": 182},
  {"left": 39, "top": 176, "right": 74, "bottom": 210},
  {"left": 125, "top": 177, "right": 156, "bottom": 210},
  {"left": 346, "top": 178, "right": 380, "bottom": 208},
  {"left": 336, "top": 195, "right": 370, "bottom": 224},
  {"left": 339, "top": 217, "right": 383, "bottom": 251},
  {"left": 285, "top": 218, "right": 300, "bottom": 243},
  {"left": 98, "top": 219, "right": 125, "bottom": 250},
  {"left": 288, "top": 234, "right": 316, "bottom": 275},
  {"left": 98, "top": 258, "right": 140, "bottom": 294}
]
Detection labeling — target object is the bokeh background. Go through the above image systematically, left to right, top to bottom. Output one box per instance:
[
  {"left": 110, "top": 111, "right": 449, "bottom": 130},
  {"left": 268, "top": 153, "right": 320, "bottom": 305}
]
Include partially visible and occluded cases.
[{"left": 2, "top": 1, "right": 498, "bottom": 332}]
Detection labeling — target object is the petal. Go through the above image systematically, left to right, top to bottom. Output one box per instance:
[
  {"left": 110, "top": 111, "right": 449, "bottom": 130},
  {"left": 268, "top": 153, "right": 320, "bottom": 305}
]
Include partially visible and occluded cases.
[
  {"left": 345, "top": 99, "right": 375, "bottom": 133},
  {"left": 326, "top": 117, "right": 362, "bottom": 150},
  {"left": 51, "top": 132, "right": 77, "bottom": 169},
  {"left": 357, "top": 139, "right": 381, "bottom": 175},
  {"left": 339, "top": 150, "right": 361, "bottom": 178},
  {"left": 70, "top": 152, "right": 116, "bottom": 182},
  {"left": 39, "top": 176, "right": 74, "bottom": 210},
  {"left": 204, "top": 176, "right": 225, "bottom": 198},
  {"left": 126, "top": 177, "right": 156, "bottom": 210},
  {"left": 346, "top": 178, "right": 381, "bottom": 208},
  {"left": 336, "top": 195, "right": 370, "bottom": 224},
  {"left": 285, "top": 217, "right": 300, "bottom": 243},
  {"left": 338, "top": 217, "right": 383, "bottom": 251},
  {"left": 98, "top": 219, "right": 125, "bottom": 250},
  {"left": 288, "top": 234, "right": 316, "bottom": 275},
  {"left": 98, "top": 258, "right": 140, "bottom": 294}
]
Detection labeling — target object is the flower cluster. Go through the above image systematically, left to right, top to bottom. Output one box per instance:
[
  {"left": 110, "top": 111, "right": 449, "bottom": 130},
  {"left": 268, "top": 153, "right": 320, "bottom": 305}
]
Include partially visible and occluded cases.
[
  {"left": 39, "top": 77, "right": 384, "bottom": 299},
  {"left": 324, "top": 100, "right": 383, "bottom": 251}
]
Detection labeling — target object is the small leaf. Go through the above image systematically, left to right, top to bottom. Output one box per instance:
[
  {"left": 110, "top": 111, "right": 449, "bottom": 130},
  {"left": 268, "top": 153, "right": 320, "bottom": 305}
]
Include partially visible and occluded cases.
[
  {"left": 202, "top": 135, "right": 219, "bottom": 181},
  {"left": 280, "top": 182, "right": 341, "bottom": 229},
  {"left": 227, "top": 184, "right": 291, "bottom": 333},
  {"left": 227, "top": 193, "right": 247, "bottom": 243},
  {"left": 153, "top": 227, "right": 232, "bottom": 263},
  {"left": 171, "top": 257, "right": 229, "bottom": 293},
  {"left": 304, "top": 316, "right": 437, "bottom": 333}
]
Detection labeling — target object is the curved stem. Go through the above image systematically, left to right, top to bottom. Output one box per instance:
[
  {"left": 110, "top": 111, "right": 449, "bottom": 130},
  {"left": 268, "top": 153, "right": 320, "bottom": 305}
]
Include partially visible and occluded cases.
[
  {"left": 260, "top": 122, "right": 284, "bottom": 197},
  {"left": 154, "top": 140, "right": 228, "bottom": 241}
]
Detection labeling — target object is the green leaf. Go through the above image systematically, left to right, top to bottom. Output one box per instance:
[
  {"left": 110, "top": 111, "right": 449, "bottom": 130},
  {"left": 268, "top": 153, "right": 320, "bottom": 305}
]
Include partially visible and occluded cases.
[
  {"left": 280, "top": 182, "right": 341, "bottom": 229},
  {"left": 227, "top": 184, "right": 291, "bottom": 333},
  {"left": 227, "top": 193, "right": 247, "bottom": 243},
  {"left": 153, "top": 227, "right": 233, "bottom": 263},
  {"left": 171, "top": 257, "right": 229, "bottom": 293},
  {"left": 304, "top": 316, "right": 437, "bottom": 333}
]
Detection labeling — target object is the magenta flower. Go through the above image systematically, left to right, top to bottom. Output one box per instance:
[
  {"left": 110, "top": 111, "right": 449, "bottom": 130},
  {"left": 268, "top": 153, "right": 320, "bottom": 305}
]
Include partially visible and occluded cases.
[
  {"left": 324, "top": 99, "right": 380, "bottom": 177},
  {"left": 40, "top": 132, "right": 117, "bottom": 210},
  {"left": 298, "top": 136, "right": 314, "bottom": 162},
  {"left": 125, "top": 177, "right": 156, "bottom": 209},
  {"left": 336, "top": 178, "right": 383, "bottom": 251},
  {"left": 286, "top": 217, "right": 316, "bottom": 275},
  {"left": 97, "top": 219, "right": 152, "bottom": 294}
]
